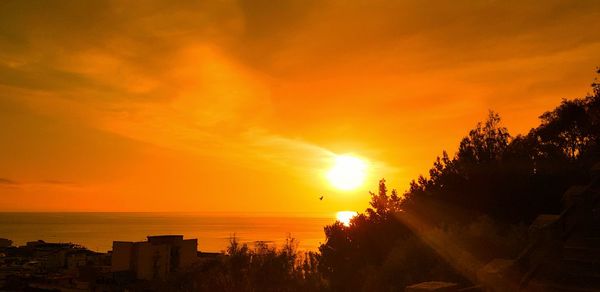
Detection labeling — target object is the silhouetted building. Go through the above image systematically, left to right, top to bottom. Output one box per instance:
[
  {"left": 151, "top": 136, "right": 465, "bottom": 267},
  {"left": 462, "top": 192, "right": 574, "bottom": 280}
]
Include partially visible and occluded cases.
[
  {"left": 111, "top": 235, "right": 197, "bottom": 280},
  {"left": 0, "top": 238, "right": 11, "bottom": 248},
  {"left": 0, "top": 240, "right": 109, "bottom": 291}
]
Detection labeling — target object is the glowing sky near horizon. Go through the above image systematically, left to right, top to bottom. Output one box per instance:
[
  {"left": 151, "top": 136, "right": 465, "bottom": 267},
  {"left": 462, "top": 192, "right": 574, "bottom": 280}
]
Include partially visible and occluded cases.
[{"left": 0, "top": 0, "right": 599, "bottom": 213}]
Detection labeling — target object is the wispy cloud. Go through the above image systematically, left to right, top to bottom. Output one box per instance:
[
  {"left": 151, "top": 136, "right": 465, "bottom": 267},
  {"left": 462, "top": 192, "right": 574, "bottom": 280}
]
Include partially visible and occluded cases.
[
  {"left": 0, "top": 0, "right": 599, "bottom": 211},
  {"left": 0, "top": 177, "right": 80, "bottom": 188},
  {"left": 0, "top": 178, "right": 18, "bottom": 185}
]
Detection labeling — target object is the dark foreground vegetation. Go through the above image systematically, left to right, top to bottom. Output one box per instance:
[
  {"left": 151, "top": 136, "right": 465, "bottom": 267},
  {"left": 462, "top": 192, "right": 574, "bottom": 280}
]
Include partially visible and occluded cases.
[{"left": 164, "top": 69, "right": 600, "bottom": 291}]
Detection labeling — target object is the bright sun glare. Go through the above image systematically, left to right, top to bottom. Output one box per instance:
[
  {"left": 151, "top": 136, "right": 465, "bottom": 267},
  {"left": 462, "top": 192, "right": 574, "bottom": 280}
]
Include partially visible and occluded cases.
[
  {"left": 327, "top": 155, "right": 367, "bottom": 190},
  {"left": 336, "top": 211, "right": 358, "bottom": 226}
]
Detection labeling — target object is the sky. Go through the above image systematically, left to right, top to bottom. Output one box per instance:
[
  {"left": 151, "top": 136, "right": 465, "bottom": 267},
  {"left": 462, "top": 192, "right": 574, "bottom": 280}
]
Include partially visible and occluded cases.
[{"left": 1, "top": 0, "right": 600, "bottom": 214}]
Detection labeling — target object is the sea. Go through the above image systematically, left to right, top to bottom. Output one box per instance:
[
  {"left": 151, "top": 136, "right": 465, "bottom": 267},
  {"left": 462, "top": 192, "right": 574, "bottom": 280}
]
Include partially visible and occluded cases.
[{"left": 0, "top": 213, "right": 335, "bottom": 253}]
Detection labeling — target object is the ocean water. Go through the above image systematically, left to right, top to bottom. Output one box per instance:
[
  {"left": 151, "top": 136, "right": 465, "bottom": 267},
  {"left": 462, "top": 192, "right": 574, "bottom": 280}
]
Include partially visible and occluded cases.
[{"left": 0, "top": 213, "right": 335, "bottom": 253}]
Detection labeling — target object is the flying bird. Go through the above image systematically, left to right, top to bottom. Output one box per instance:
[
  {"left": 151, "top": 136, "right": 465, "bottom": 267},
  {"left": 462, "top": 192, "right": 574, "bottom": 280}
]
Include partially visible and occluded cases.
[{"left": 319, "top": 195, "right": 324, "bottom": 201}]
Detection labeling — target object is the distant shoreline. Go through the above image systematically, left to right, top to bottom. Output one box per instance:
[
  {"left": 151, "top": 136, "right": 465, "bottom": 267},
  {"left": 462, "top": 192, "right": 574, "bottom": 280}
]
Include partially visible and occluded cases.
[
  {"left": 0, "top": 211, "right": 336, "bottom": 218},
  {"left": 0, "top": 212, "right": 333, "bottom": 253}
]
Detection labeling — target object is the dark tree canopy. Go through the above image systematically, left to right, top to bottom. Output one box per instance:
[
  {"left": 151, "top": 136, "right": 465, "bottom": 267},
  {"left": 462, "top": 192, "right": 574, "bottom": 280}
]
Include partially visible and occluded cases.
[{"left": 319, "top": 69, "right": 600, "bottom": 291}]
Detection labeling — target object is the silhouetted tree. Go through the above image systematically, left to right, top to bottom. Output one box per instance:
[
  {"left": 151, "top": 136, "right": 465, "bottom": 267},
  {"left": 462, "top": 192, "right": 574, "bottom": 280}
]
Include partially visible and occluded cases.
[
  {"left": 320, "top": 69, "right": 600, "bottom": 291},
  {"left": 458, "top": 111, "right": 510, "bottom": 164},
  {"left": 320, "top": 180, "right": 466, "bottom": 291},
  {"left": 174, "top": 235, "right": 327, "bottom": 292}
]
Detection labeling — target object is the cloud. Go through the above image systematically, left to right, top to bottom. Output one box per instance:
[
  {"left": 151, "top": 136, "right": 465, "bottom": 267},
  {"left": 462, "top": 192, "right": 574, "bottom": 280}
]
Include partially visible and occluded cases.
[
  {"left": 0, "top": 0, "right": 599, "bottom": 211},
  {"left": 0, "top": 178, "right": 18, "bottom": 185},
  {"left": 0, "top": 178, "right": 80, "bottom": 191},
  {"left": 41, "top": 180, "right": 77, "bottom": 186}
]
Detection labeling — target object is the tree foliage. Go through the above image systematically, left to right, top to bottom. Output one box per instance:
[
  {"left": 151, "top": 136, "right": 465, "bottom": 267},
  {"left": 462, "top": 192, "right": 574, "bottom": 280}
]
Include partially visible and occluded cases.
[
  {"left": 319, "top": 69, "right": 600, "bottom": 291},
  {"left": 174, "top": 236, "right": 326, "bottom": 292}
]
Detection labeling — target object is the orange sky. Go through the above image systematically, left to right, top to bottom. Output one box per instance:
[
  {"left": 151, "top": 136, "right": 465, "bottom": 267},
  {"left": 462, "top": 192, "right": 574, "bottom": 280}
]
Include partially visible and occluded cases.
[{"left": 1, "top": 1, "right": 600, "bottom": 214}]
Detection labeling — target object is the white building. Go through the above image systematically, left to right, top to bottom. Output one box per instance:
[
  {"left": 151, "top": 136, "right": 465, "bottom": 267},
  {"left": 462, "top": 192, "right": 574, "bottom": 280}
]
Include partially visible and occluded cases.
[{"left": 111, "top": 235, "right": 197, "bottom": 280}]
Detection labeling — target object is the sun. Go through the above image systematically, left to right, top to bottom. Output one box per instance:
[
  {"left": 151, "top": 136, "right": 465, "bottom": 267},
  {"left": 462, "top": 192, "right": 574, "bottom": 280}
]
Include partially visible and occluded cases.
[
  {"left": 327, "top": 155, "right": 367, "bottom": 190},
  {"left": 336, "top": 211, "right": 358, "bottom": 226}
]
